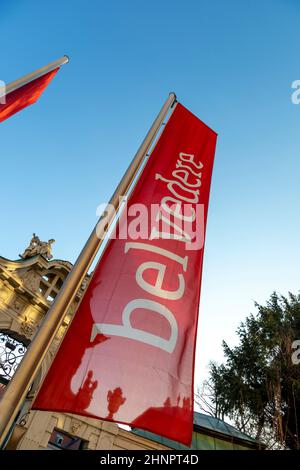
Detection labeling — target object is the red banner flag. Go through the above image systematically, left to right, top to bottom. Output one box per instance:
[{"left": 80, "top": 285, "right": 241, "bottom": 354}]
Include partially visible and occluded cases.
[
  {"left": 0, "top": 68, "right": 59, "bottom": 123},
  {"left": 33, "top": 103, "right": 217, "bottom": 445}
]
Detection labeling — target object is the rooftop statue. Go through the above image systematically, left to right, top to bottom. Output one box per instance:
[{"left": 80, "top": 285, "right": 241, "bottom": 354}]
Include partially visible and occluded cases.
[{"left": 20, "top": 233, "right": 55, "bottom": 260}]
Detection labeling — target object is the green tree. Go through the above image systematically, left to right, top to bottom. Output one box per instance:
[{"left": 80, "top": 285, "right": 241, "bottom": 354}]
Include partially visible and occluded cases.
[{"left": 205, "top": 292, "right": 300, "bottom": 449}]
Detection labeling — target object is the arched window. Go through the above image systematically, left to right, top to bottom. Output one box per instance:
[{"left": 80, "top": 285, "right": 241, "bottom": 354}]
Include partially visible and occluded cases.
[
  {"left": 39, "top": 270, "right": 66, "bottom": 302},
  {"left": 0, "top": 331, "right": 28, "bottom": 386}
]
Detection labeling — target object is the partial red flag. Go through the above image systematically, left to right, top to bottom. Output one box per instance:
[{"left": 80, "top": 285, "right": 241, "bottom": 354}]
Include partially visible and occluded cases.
[
  {"left": 0, "top": 68, "right": 59, "bottom": 123},
  {"left": 33, "top": 103, "right": 217, "bottom": 445}
]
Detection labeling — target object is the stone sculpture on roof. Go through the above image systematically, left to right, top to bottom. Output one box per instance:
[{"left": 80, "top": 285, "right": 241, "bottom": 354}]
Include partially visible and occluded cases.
[{"left": 20, "top": 233, "right": 55, "bottom": 260}]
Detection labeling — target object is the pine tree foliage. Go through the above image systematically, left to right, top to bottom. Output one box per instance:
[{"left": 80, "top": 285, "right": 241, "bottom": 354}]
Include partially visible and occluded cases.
[{"left": 198, "top": 292, "right": 300, "bottom": 449}]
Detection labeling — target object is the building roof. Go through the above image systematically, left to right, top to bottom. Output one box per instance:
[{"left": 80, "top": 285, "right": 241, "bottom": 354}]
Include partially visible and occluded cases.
[
  {"left": 131, "top": 411, "right": 260, "bottom": 450},
  {"left": 193, "top": 412, "right": 257, "bottom": 443}
]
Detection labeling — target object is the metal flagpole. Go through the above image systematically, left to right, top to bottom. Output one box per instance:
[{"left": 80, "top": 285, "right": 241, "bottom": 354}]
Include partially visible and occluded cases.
[
  {"left": 2, "top": 56, "right": 69, "bottom": 96},
  {"left": 0, "top": 92, "right": 177, "bottom": 448}
]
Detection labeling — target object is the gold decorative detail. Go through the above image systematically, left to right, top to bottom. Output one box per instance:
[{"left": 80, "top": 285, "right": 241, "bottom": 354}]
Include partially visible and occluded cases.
[
  {"left": 56, "top": 260, "right": 73, "bottom": 270},
  {"left": 19, "top": 270, "right": 40, "bottom": 293},
  {"left": 80, "top": 277, "right": 89, "bottom": 291},
  {"left": 0, "top": 286, "right": 9, "bottom": 302},
  {"left": 11, "top": 297, "right": 25, "bottom": 314},
  {"left": 63, "top": 314, "right": 71, "bottom": 325},
  {"left": 20, "top": 316, "right": 38, "bottom": 339},
  {"left": 70, "top": 419, "right": 82, "bottom": 434}
]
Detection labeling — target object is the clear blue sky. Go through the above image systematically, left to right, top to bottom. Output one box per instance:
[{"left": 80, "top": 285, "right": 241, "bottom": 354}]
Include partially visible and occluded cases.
[{"left": 1, "top": 0, "right": 300, "bottom": 387}]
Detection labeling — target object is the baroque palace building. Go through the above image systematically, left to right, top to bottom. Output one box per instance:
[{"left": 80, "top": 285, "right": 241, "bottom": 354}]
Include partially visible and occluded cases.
[{"left": 0, "top": 235, "right": 261, "bottom": 451}]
